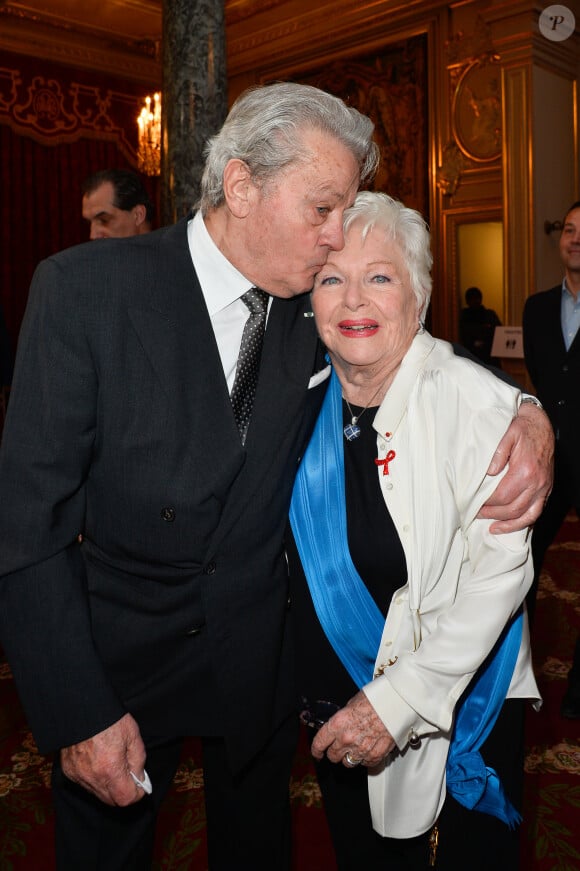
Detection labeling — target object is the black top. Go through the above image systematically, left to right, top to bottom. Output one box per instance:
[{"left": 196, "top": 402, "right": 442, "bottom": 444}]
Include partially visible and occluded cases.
[{"left": 288, "top": 399, "right": 407, "bottom": 706}]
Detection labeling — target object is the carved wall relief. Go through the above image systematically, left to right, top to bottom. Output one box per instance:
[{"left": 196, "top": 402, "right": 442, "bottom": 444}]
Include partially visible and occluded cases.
[{"left": 452, "top": 59, "right": 502, "bottom": 162}]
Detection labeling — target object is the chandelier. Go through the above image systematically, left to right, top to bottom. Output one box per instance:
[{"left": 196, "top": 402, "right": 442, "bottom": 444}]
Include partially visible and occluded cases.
[{"left": 137, "top": 92, "right": 161, "bottom": 176}]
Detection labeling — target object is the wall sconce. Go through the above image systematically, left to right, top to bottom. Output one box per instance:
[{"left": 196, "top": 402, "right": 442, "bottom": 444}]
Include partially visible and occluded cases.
[
  {"left": 137, "top": 92, "right": 161, "bottom": 177},
  {"left": 544, "top": 219, "right": 563, "bottom": 235}
]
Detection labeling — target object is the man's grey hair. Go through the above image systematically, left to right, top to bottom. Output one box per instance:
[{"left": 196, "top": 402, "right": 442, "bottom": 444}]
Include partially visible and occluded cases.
[
  {"left": 199, "top": 82, "right": 379, "bottom": 213},
  {"left": 343, "top": 191, "right": 433, "bottom": 317}
]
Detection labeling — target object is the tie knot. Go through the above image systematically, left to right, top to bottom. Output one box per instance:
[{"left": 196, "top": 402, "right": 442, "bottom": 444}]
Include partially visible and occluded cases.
[{"left": 242, "top": 287, "right": 269, "bottom": 315}]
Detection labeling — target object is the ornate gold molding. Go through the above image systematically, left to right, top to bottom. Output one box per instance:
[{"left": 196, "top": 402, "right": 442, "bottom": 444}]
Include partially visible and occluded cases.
[
  {"left": 227, "top": 0, "right": 439, "bottom": 74},
  {"left": 0, "top": 4, "right": 158, "bottom": 58},
  {"left": 0, "top": 5, "right": 160, "bottom": 84},
  {"left": 442, "top": 13, "right": 502, "bottom": 182},
  {"left": 444, "top": 14, "right": 497, "bottom": 67},
  {"left": 452, "top": 59, "right": 502, "bottom": 163},
  {"left": 0, "top": 64, "right": 143, "bottom": 164},
  {"left": 436, "top": 142, "right": 465, "bottom": 196}
]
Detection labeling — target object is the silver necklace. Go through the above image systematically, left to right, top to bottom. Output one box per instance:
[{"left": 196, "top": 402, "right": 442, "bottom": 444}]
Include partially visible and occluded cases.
[{"left": 343, "top": 380, "right": 386, "bottom": 441}]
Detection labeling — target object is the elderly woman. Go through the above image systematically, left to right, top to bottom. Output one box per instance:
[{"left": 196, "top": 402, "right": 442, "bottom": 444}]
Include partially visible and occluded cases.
[{"left": 288, "top": 192, "right": 540, "bottom": 869}]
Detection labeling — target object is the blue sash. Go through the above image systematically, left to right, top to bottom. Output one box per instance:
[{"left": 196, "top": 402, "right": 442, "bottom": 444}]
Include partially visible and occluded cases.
[
  {"left": 289, "top": 365, "right": 522, "bottom": 827},
  {"left": 289, "top": 369, "right": 383, "bottom": 687},
  {"left": 446, "top": 610, "right": 523, "bottom": 827}
]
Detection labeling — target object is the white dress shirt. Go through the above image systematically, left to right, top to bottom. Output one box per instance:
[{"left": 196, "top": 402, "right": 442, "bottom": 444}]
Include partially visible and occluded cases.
[
  {"left": 188, "top": 211, "right": 270, "bottom": 392},
  {"left": 561, "top": 277, "right": 580, "bottom": 351}
]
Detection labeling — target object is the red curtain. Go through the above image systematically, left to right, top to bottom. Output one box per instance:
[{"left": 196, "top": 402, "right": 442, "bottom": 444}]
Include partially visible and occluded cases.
[{"left": 0, "top": 125, "right": 158, "bottom": 361}]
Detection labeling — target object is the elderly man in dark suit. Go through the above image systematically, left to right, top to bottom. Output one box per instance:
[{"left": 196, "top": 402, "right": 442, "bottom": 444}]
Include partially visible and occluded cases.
[
  {"left": 0, "top": 82, "right": 553, "bottom": 871},
  {"left": 523, "top": 200, "right": 580, "bottom": 718}
]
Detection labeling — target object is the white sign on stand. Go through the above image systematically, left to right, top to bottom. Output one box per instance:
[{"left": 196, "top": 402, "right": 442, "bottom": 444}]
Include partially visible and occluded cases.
[{"left": 490, "top": 326, "right": 524, "bottom": 359}]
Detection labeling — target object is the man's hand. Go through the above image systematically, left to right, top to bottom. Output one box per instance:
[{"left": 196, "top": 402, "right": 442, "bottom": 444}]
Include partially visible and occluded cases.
[
  {"left": 479, "top": 402, "right": 554, "bottom": 534},
  {"left": 311, "top": 691, "right": 395, "bottom": 769},
  {"left": 61, "top": 712, "right": 147, "bottom": 806}
]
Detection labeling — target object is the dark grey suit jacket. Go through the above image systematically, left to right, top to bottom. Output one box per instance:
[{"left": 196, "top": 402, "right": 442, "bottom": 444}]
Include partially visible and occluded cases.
[
  {"left": 0, "top": 219, "right": 328, "bottom": 768},
  {"left": 523, "top": 284, "right": 580, "bottom": 478}
]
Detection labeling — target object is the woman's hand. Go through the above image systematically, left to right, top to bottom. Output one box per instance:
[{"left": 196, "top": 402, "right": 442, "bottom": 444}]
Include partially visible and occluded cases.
[{"left": 311, "top": 690, "right": 395, "bottom": 768}]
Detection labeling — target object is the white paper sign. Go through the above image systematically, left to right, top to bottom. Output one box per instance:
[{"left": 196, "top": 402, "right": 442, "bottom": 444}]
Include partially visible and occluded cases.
[{"left": 490, "top": 326, "right": 524, "bottom": 358}]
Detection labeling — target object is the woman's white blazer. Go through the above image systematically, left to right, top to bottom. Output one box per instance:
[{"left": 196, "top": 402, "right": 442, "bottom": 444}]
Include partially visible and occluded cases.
[{"left": 362, "top": 332, "right": 540, "bottom": 838}]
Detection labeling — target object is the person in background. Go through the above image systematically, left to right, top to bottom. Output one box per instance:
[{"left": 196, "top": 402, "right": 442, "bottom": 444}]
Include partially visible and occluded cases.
[
  {"left": 0, "top": 82, "right": 551, "bottom": 871},
  {"left": 81, "top": 168, "right": 154, "bottom": 239},
  {"left": 289, "top": 192, "right": 540, "bottom": 870},
  {"left": 523, "top": 200, "right": 580, "bottom": 718},
  {"left": 459, "top": 285, "right": 502, "bottom": 365},
  {"left": 0, "top": 300, "right": 13, "bottom": 439},
  {"left": 0, "top": 301, "right": 13, "bottom": 388}
]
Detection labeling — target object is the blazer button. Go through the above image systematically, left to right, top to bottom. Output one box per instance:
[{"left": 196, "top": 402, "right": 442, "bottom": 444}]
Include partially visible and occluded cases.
[
  {"left": 161, "top": 506, "right": 176, "bottom": 522},
  {"left": 203, "top": 562, "right": 216, "bottom": 575},
  {"left": 286, "top": 595, "right": 292, "bottom": 610},
  {"left": 408, "top": 729, "right": 421, "bottom": 749}
]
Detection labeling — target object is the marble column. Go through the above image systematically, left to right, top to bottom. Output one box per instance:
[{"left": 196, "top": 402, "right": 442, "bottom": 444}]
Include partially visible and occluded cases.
[{"left": 161, "top": 0, "right": 227, "bottom": 225}]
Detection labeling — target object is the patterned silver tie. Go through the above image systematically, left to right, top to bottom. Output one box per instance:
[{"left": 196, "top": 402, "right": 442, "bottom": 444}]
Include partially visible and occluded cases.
[{"left": 230, "top": 287, "right": 269, "bottom": 444}]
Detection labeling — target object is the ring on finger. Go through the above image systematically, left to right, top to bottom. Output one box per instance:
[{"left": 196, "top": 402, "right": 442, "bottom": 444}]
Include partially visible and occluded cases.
[{"left": 343, "top": 751, "right": 362, "bottom": 768}]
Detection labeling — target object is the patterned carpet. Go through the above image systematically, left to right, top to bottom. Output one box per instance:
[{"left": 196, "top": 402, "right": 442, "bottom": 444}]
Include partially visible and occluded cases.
[
  {"left": 520, "top": 514, "right": 580, "bottom": 871},
  {"left": 1, "top": 515, "right": 579, "bottom": 870}
]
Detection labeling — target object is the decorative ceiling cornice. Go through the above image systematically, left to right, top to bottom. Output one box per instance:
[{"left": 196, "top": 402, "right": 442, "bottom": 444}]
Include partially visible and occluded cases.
[
  {"left": 225, "top": 0, "right": 283, "bottom": 25},
  {"left": 227, "top": 0, "right": 442, "bottom": 74},
  {"left": 0, "top": 4, "right": 161, "bottom": 84},
  {"left": 0, "top": 4, "right": 159, "bottom": 58}
]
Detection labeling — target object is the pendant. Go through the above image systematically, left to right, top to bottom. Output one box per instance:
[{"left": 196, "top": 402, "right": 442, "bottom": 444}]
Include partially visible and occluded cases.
[{"left": 344, "top": 421, "right": 361, "bottom": 441}]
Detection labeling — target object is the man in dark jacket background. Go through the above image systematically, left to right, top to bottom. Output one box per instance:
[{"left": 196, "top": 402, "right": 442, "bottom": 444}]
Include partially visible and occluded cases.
[{"left": 523, "top": 200, "right": 580, "bottom": 718}]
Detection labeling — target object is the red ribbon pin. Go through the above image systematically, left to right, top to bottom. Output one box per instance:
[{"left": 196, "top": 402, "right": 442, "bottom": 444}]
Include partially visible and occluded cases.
[{"left": 375, "top": 450, "right": 396, "bottom": 476}]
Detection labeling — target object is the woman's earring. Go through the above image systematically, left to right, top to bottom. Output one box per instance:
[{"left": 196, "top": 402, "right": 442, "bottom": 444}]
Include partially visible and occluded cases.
[{"left": 417, "top": 319, "right": 425, "bottom": 334}]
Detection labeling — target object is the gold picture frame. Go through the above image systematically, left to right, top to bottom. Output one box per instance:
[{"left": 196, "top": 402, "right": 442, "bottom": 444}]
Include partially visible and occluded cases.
[{"left": 452, "top": 60, "right": 502, "bottom": 162}]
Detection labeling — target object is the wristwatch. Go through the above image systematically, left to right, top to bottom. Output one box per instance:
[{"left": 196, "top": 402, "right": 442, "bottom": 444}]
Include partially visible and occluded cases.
[{"left": 520, "top": 394, "right": 543, "bottom": 410}]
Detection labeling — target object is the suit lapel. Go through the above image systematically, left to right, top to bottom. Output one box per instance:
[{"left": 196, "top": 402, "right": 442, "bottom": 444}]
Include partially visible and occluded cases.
[
  {"left": 125, "top": 219, "right": 321, "bottom": 556},
  {"left": 126, "top": 219, "right": 243, "bottom": 479},
  {"left": 550, "top": 287, "right": 568, "bottom": 356},
  {"left": 565, "top": 287, "right": 580, "bottom": 355},
  {"left": 207, "top": 292, "right": 321, "bottom": 552},
  {"left": 249, "top": 293, "right": 320, "bottom": 441}
]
